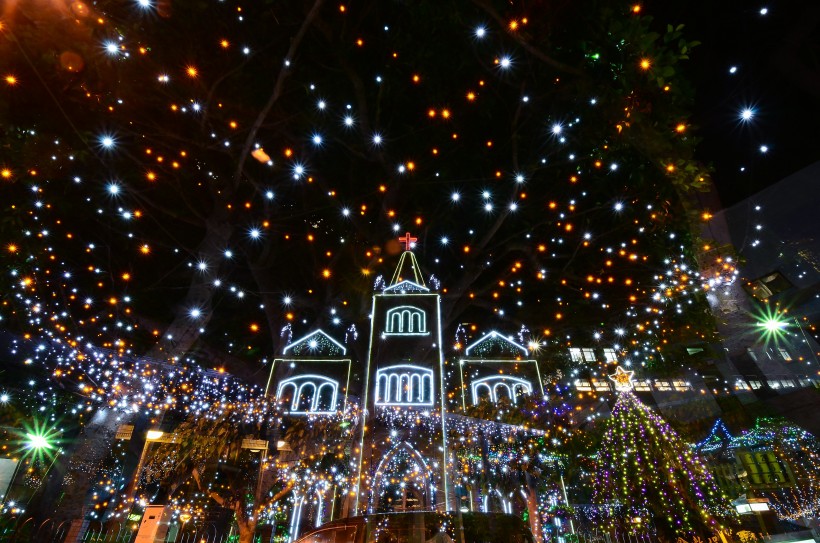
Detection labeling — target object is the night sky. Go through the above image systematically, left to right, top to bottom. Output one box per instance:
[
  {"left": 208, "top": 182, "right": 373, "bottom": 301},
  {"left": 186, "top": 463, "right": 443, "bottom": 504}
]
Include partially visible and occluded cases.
[
  {"left": 0, "top": 0, "right": 816, "bottom": 390},
  {"left": 674, "top": 0, "right": 820, "bottom": 205}
]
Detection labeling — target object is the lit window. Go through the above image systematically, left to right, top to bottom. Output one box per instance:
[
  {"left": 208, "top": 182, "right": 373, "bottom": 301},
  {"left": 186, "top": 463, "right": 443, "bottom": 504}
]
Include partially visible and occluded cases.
[{"left": 778, "top": 348, "right": 792, "bottom": 361}]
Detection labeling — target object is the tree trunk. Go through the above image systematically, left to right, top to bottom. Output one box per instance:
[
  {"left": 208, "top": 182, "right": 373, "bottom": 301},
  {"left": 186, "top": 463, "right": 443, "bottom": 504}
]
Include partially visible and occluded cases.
[
  {"left": 49, "top": 408, "right": 126, "bottom": 522},
  {"left": 524, "top": 471, "right": 542, "bottom": 542},
  {"left": 237, "top": 518, "right": 258, "bottom": 543}
]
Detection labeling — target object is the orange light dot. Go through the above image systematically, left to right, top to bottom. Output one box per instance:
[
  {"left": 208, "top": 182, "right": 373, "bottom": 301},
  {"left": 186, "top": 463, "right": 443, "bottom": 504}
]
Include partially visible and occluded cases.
[
  {"left": 339, "top": 4, "right": 345, "bottom": 11},
  {"left": 632, "top": 4, "right": 641, "bottom": 13},
  {"left": 509, "top": 20, "right": 518, "bottom": 31},
  {"left": 356, "top": 39, "right": 363, "bottom": 47},
  {"left": 220, "top": 40, "right": 230, "bottom": 48},
  {"left": 639, "top": 58, "right": 651, "bottom": 70},
  {"left": 186, "top": 66, "right": 198, "bottom": 77},
  {"left": 412, "top": 74, "right": 420, "bottom": 83},
  {"left": 5, "top": 75, "right": 17, "bottom": 85},
  {"left": 466, "top": 92, "right": 476, "bottom": 101},
  {"left": 428, "top": 109, "right": 436, "bottom": 118},
  {"left": 441, "top": 109, "right": 450, "bottom": 119},
  {"left": 229, "top": 121, "right": 238, "bottom": 129},
  {"left": 675, "top": 123, "right": 687, "bottom": 133},
  {"left": 284, "top": 148, "right": 293, "bottom": 157},
  {"left": 406, "top": 161, "right": 415, "bottom": 171},
  {"left": 666, "top": 164, "right": 676, "bottom": 172},
  {"left": 1, "top": 169, "right": 11, "bottom": 179},
  {"left": 146, "top": 172, "right": 156, "bottom": 181},
  {"left": 7, "top": 244, "right": 17, "bottom": 253},
  {"left": 140, "top": 245, "right": 150, "bottom": 254},
  {"left": 463, "top": 246, "right": 470, "bottom": 253},
  {"left": 322, "top": 269, "right": 331, "bottom": 278},
  {"left": 250, "top": 323, "right": 259, "bottom": 332}
]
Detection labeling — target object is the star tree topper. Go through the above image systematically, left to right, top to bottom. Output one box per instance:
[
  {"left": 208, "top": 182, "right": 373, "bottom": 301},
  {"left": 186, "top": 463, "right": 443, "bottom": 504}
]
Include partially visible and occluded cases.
[{"left": 608, "top": 366, "right": 635, "bottom": 392}]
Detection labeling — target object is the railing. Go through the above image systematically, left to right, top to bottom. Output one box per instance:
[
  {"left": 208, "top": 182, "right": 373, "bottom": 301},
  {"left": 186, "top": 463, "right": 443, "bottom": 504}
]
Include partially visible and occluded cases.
[{"left": 0, "top": 519, "right": 240, "bottom": 543}]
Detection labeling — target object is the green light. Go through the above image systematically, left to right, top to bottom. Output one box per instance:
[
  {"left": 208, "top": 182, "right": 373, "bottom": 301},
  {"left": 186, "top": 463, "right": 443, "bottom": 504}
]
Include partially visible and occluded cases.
[
  {"left": 754, "top": 305, "right": 790, "bottom": 344},
  {"left": 18, "top": 419, "right": 60, "bottom": 463}
]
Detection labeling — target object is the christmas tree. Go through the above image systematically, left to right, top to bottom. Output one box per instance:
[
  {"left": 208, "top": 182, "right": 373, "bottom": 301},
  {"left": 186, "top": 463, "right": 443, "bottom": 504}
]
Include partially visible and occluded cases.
[{"left": 593, "top": 367, "right": 733, "bottom": 536}]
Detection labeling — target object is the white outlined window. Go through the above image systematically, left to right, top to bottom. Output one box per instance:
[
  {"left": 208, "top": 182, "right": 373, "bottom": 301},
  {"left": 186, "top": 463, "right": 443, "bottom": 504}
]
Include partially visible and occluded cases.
[
  {"left": 384, "top": 306, "right": 429, "bottom": 335},
  {"left": 603, "top": 348, "right": 618, "bottom": 363},
  {"left": 778, "top": 348, "right": 792, "bottom": 361},
  {"left": 375, "top": 364, "right": 434, "bottom": 406},
  {"left": 276, "top": 375, "right": 339, "bottom": 414},
  {"left": 471, "top": 376, "right": 532, "bottom": 405}
]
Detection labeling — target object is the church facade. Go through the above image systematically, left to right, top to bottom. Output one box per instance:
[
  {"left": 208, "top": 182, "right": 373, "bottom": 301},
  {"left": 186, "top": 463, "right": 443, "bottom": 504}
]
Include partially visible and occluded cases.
[{"left": 266, "top": 244, "right": 547, "bottom": 539}]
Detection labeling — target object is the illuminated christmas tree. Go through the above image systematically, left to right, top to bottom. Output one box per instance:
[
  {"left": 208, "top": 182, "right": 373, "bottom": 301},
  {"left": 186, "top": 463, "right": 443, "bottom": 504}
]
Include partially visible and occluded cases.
[{"left": 592, "top": 367, "right": 733, "bottom": 536}]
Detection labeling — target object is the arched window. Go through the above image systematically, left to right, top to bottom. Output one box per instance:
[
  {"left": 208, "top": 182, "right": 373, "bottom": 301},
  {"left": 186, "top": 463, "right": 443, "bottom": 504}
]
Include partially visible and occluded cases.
[
  {"left": 384, "top": 306, "right": 428, "bottom": 335},
  {"left": 375, "top": 365, "right": 435, "bottom": 406},
  {"left": 276, "top": 375, "right": 339, "bottom": 414},
  {"left": 471, "top": 376, "right": 532, "bottom": 406},
  {"left": 278, "top": 382, "right": 297, "bottom": 408},
  {"left": 296, "top": 382, "right": 316, "bottom": 411},
  {"left": 474, "top": 382, "right": 491, "bottom": 402},
  {"left": 316, "top": 383, "right": 336, "bottom": 411},
  {"left": 493, "top": 383, "right": 512, "bottom": 402}
]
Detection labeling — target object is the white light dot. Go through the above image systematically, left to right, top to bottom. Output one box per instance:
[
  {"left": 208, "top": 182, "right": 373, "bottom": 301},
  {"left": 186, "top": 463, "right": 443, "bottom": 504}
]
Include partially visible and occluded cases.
[
  {"left": 759, "top": 7, "right": 768, "bottom": 15},
  {"left": 475, "top": 26, "right": 486, "bottom": 38},
  {"left": 104, "top": 42, "right": 119, "bottom": 55},
  {"left": 499, "top": 57, "right": 511, "bottom": 69},
  {"left": 729, "top": 66, "right": 738, "bottom": 74},
  {"left": 317, "top": 100, "right": 326, "bottom": 110},
  {"left": 741, "top": 108, "right": 754, "bottom": 121},
  {"left": 344, "top": 116, "right": 354, "bottom": 127},
  {"left": 551, "top": 124, "right": 562, "bottom": 135},
  {"left": 312, "top": 134, "right": 323, "bottom": 145},
  {"left": 372, "top": 134, "right": 382, "bottom": 145},
  {"left": 759, "top": 145, "right": 769, "bottom": 153},
  {"left": 107, "top": 183, "right": 120, "bottom": 195},
  {"left": 451, "top": 192, "right": 460, "bottom": 202},
  {"left": 441, "top": 237, "right": 449, "bottom": 245}
]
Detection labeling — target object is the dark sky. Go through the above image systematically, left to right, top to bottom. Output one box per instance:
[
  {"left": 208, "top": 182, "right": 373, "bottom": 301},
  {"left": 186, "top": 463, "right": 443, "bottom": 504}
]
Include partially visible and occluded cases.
[{"left": 661, "top": 0, "right": 820, "bottom": 206}]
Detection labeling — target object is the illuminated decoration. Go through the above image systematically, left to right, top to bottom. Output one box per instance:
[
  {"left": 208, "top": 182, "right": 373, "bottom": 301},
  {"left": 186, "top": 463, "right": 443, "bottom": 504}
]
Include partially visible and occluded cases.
[
  {"left": 397, "top": 232, "right": 418, "bottom": 251},
  {"left": 356, "top": 248, "right": 449, "bottom": 514},
  {"left": 387, "top": 250, "right": 427, "bottom": 290},
  {"left": 383, "top": 280, "right": 429, "bottom": 294},
  {"left": 384, "top": 305, "right": 429, "bottom": 335},
  {"left": 754, "top": 305, "right": 791, "bottom": 344},
  {"left": 283, "top": 329, "right": 347, "bottom": 356},
  {"left": 465, "top": 331, "right": 527, "bottom": 358},
  {"left": 375, "top": 364, "right": 434, "bottom": 406},
  {"left": 607, "top": 365, "right": 635, "bottom": 392},
  {"left": 276, "top": 374, "right": 339, "bottom": 414},
  {"left": 471, "top": 375, "right": 532, "bottom": 405},
  {"left": 593, "top": 389, "right": 732, "bottom": 535},
  {"left": 696, "top": 417, "right": 820, "bottom": 524},
  {"left": 370, "top": 442, "right": 433, "bottom": 513}
]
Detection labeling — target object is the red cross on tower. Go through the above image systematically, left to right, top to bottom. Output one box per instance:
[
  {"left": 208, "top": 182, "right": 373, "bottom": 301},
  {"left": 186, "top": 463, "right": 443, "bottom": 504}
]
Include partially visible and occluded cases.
[{"left": 398, "top": 232, "right": 417, "bottom": 251}]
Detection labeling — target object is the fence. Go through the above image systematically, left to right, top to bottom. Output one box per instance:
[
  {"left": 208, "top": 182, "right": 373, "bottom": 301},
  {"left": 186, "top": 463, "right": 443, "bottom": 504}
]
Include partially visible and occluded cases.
[{"left": 0, "top": 519, "right": 240, "bottom": 543}]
